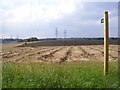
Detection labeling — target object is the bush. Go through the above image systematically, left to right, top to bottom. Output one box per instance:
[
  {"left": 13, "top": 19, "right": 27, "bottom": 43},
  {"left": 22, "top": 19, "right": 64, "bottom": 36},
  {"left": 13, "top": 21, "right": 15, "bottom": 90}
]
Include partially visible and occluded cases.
[
  {"left": 18, "top": 37, "right": 38, "bottom": 42},
  {"left": 26, "top": 37, "right": 38, "bottom": 42}
]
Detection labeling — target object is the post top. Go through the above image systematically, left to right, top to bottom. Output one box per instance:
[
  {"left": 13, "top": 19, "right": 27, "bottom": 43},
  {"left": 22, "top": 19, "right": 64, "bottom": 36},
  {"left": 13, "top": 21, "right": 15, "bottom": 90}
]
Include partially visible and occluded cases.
[{"left": 104, "top": 11, "right": 108, "bottom": 13}]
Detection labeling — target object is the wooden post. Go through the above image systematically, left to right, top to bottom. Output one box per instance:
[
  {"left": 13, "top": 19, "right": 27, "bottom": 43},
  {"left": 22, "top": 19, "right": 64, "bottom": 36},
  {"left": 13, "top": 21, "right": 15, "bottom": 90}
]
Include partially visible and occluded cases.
[{"left": 104, "top": 11, "right": 109, "bottom": 76}]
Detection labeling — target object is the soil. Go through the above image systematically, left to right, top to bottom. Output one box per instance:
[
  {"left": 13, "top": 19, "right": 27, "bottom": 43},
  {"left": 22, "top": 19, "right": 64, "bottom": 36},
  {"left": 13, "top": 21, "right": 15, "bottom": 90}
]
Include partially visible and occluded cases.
[
  {"left": 17, "top": 40, "right": 118, "bottom": 47},
  {"left": 2, "top": 41, "right": 118, "bottom": 63}
]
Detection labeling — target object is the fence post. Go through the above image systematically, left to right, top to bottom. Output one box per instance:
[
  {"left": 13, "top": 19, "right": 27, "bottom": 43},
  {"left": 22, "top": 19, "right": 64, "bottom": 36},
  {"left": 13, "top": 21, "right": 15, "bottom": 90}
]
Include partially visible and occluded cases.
[{"left": 104, "top": 11, "right": 109, "bottom": 76}]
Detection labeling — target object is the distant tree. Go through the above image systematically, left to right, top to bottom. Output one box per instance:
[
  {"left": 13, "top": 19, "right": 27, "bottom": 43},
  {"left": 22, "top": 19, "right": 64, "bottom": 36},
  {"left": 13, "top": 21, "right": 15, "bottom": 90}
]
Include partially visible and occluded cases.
[
  {"left": 18, "top": 37, "right": 38, "bottom": 42},
  {"left": 28, "top": 37, "right": 38, "bottom": 42},
  {"left": 18, "top": 39, "right": 24, "bottom": 42}
]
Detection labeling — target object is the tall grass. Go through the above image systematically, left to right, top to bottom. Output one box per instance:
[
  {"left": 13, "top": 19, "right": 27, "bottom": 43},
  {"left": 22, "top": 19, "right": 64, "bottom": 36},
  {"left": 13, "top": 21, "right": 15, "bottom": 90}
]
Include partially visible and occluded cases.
[
  {"left": 0, "top": 61, "right": 2, "bottom": 89},
  {"left": 2, "top": 61, "right": 119, "bottom": 88}
]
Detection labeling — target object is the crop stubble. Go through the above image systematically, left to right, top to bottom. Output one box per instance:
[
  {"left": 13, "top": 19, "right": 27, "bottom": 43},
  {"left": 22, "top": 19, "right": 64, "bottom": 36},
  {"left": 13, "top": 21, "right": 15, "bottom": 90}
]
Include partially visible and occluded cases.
[{"left": 2, "top": 43, "right": 118, "bottom": 63}]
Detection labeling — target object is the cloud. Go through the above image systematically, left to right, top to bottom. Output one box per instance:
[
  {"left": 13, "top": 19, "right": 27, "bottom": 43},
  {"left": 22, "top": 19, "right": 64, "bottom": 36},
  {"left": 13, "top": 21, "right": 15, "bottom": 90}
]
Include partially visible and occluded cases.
[
  {"left": 2, "top": 0, "right": 77, "bottom": 24},
  {"left": 0, "top": 1, "right": 118, "bottom": 38}
]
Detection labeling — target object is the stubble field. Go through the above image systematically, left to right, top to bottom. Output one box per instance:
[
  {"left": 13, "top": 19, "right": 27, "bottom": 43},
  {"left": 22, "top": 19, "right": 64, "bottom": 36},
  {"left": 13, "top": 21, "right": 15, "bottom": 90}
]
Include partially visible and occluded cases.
[{"left": 2, "top": 41, "right": 118, "bottom": 63}]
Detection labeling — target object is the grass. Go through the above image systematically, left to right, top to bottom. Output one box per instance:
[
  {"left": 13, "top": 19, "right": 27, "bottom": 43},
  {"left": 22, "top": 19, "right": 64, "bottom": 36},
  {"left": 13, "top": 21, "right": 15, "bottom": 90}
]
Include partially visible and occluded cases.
[
  {"left": 2, "top": 61, "right": 119, "bottom": 88},
  {"left": 0, "top": 62, "right": 2, "bottom": 89}
]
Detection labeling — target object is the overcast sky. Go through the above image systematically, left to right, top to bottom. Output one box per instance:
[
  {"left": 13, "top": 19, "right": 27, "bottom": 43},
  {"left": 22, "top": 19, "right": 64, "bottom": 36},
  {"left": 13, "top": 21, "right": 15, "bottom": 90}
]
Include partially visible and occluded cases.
[{"left": 0, "top": 0, "right": 118, "bottom": 39}]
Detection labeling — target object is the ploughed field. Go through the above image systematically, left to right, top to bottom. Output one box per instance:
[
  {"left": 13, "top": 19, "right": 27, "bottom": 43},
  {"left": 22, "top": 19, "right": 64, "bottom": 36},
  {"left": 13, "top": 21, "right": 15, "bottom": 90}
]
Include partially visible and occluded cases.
[
  {"left": 18, "top": 39, "right": 118, "bottom": 47},
  {"left": 2, "top": 40, "right": 118, "bottom": 63}
]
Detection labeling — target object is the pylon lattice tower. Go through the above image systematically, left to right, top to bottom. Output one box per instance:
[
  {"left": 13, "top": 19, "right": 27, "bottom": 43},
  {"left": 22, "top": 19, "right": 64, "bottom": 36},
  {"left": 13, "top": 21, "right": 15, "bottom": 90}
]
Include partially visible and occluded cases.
[
  {"left": 56, "top": 27, "right": 58, "bottom": 39},
  {"left": 64, "top": 29, "right": 66, "bottom": 39}
]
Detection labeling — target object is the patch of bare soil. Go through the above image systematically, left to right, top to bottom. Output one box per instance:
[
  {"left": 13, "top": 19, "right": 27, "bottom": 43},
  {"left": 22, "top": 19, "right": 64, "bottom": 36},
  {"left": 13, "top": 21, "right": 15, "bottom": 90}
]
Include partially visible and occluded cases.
[
  {"left": 17, "top": 40, "right": 118, "bottom": 47},
  {"left": 50, "top": 46, "right": 71, "bottom": 62},
  {"left": 59, "top": 46, "right": 72, "bottom": 63},
  {"left": 67, "top": 46, "right": 84, "bottom": 62},
  {"left": 67, "top": 46, "right": 97, "bottom": 62},
  {"left": 88, "top": 46, "right": 118, "bottom": 60},
  {"left": 3, "top": 47, "right": 56, "bottom": 62},
  {"left": 37, "top": 47, "right": 64, "bottom": 62}
]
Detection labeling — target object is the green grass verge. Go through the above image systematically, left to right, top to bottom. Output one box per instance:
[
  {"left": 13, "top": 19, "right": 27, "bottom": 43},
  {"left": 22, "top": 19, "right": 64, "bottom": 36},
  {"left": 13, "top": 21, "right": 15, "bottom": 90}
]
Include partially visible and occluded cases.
[{"left": 2, "top": 61, "right": 119, "bottom": 88}]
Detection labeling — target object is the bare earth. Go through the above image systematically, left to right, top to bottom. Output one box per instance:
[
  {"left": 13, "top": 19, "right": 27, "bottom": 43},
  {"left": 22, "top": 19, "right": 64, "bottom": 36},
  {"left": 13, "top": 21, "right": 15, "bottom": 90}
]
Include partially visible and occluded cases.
[{"left": 1, "top": 41, "right": 118, "bottom": 63}]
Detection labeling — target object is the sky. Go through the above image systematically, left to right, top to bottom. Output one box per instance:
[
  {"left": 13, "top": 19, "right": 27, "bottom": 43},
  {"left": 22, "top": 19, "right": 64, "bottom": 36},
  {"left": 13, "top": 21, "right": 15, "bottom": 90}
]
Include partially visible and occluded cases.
[{"left": 0, "top": 0, "right": 119, "bottom": 39}]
